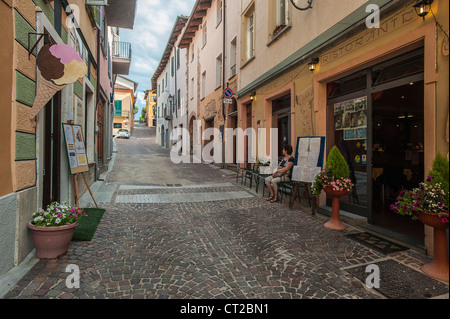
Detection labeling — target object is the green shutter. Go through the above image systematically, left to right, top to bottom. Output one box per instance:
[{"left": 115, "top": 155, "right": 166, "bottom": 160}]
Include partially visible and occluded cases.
[{"left": 115, "top": 100, "right": 122, "bottom": 116}]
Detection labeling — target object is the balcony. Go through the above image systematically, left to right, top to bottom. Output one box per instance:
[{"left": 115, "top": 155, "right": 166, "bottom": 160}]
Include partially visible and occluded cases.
[
  {"left": 104, "top": 0, "right": 137, "bottom": 29},
  {"left": 112, "top": 41, "right": 132, "bottom": 75},
  {"left": 163, "top": 108, "right": 172, "bottom": 121},
  {"left": 114, "top": 110, "right": 130, "bottom": 118}
]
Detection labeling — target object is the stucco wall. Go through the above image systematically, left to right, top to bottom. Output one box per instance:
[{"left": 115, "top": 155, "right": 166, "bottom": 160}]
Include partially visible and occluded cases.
[
  {"left": 238, "top": 0, "right": 368, "bottom": 90},
  {"left": 0, "top": 1, "right": 14, "bottom": 197},
  {"left": 0, "top": 193, "right": 17, "bottom": 277}
]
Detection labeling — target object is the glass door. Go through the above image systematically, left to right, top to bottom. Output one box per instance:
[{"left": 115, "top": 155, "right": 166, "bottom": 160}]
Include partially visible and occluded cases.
[{"left": 327, "top": 71, "right": 370, "bottom": 217}]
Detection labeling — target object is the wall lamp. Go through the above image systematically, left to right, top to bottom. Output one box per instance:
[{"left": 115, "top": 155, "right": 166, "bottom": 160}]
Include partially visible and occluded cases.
[
  {"left": 290, "top": 0, "right": 313, "bottom": 11},
  {"left": 413, "top": 0, "right": 434, "bottom": 20},
  {"left": 308, "top": 58, "right": 319, "bottom": 73},
  {"left": 250, "top": 92, "right": 257, "bottom": 100}
]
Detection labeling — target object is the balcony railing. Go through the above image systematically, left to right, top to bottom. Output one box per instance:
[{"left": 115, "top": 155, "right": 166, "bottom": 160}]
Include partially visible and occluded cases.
[
  {"left": 113, "top": 41, "right": 132, "bottom": 59},
  {"left": 114, "top": 110, "right": 130, "bottom": 118}
]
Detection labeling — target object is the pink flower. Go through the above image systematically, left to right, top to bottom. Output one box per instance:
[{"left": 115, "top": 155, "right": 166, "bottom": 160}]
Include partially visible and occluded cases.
[
  {"left": 70, "top": 208, "right": 76, "bottom": 213},
  {"left": 74, "top": 214, "right": 78, "bottom": 218}
]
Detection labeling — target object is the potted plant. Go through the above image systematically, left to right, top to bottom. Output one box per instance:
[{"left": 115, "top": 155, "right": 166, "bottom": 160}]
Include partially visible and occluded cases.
[
  {"left": 312, "top": 146, "right": 353, "bottom": 230},
  {"left": 390, "top": 153, "right": 449, "bottom": 282},
  {"left": 28, "top": 202, "right": 87, "bottom": 259}
]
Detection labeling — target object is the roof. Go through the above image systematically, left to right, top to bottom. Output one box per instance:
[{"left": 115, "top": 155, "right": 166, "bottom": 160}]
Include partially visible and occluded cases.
[
  {"left": 179, "top": 0, "right": 212, "bottom": 49},
  {"left": 151, "top": 15, "right": 189, "bottom": 90},
  {"left": 116, "top": 75, "right": 139, "bottom": 92}
]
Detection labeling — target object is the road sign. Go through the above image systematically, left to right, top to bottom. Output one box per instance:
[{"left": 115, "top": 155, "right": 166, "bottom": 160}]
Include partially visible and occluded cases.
[
  {"left": 223, "top": 88, "right": 233, "bottom": 99},
  {"left": 223, "top": 98, "right": 233, "bottom": 104}
]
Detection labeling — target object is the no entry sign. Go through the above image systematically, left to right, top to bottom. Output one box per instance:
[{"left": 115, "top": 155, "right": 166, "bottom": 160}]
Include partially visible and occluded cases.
[{"left": 223, "top": 88, "right": 233, "bottom": 99}]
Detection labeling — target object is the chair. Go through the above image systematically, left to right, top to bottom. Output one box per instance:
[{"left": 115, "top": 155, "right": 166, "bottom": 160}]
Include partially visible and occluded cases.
[
  {"left": 236, "top": 161, "right": 247, "bottom": 184},
  {"left": 242, "top": 163, "right": 256, "bottom": 188},
  {"left": 253, "top": 163, "right": 272, "bottom": 194}
]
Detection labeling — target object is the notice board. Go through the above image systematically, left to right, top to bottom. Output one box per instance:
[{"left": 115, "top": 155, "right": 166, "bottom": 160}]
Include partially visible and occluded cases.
[
  {"left": 62, "top": 123, "right": 89, "bottom": 175},
  {"left": 292, "top": 136, "right": 326, "bottom": 183}
]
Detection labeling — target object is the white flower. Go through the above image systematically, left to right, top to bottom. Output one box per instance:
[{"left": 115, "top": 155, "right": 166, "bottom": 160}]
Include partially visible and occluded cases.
[{"left": 55, "top": 218, "right": 62, "bottom": 224}]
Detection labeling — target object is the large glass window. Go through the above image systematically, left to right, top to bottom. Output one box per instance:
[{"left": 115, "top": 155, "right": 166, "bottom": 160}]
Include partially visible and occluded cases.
[{"left": 326, "top": 47, "right": 425, "bottom": 241}]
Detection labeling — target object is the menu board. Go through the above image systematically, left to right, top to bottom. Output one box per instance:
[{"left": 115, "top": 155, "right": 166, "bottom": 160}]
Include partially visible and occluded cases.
[
  {"left": 334, "top": 96, "right": 367, "bottom": 141},
  {"left": 62, "top": 123, "right": 89, "bottom": 175},
  {"left": 292, "top": 136, "right": 325, "bottom": 183}
]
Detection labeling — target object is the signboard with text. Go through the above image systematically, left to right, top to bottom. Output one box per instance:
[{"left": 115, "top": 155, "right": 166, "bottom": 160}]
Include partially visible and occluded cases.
[{"left": 62, "top": 123, "right": 89, "bottom": 175}]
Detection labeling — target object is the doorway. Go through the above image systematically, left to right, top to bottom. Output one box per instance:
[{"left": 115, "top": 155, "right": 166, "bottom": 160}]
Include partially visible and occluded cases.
[
  {"left": 327, "top": 47, "right": 425, "bottom": 243},
  {"left": 371, "top": 81, "right": 425, "bottom": 240},
  {"left": 43, "top": 92, "right": 61, "bottom": 208},
  {"left": 272, "top": 94, "right": 291, "bottom": 157},
  {"left": 97, "top": 98, "right": 105, "bottom": 166}
]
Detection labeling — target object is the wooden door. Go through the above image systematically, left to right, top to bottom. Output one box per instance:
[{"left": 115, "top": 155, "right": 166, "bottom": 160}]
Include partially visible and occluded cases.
[{"left": 97, "top": 99, "right": 104, "bottom": 163}]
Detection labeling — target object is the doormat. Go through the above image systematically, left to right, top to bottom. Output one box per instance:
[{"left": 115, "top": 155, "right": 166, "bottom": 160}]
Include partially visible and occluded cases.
[
  {"left": 72, "top": 208, "right": 105, "bottom": 241},
  {"left": 345, "top": 232, "right": 408, "bottom": 255},
  {"left": 345, "top": 259, "right": 449, "bottom": 299}
]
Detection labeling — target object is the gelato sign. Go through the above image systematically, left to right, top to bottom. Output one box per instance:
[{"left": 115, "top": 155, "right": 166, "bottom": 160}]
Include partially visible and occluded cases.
[{"left": 30, "top": 44, "right": 87, "bottom": 119}]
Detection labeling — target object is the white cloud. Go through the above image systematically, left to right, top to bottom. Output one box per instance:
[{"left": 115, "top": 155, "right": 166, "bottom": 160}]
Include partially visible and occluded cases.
[{"left": 120, "top": 0, "right": 196, "bottom": 91}]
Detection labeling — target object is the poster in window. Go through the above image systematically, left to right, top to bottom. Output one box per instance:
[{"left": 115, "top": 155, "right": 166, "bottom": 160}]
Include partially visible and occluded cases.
[{"left": 334, "top": 96, "right": 367, "bottom": 139}]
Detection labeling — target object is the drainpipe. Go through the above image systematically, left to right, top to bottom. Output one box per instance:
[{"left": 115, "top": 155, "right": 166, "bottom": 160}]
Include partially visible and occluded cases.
[{"left": 222, "top": 0, "right": 226, "bottom": 168}]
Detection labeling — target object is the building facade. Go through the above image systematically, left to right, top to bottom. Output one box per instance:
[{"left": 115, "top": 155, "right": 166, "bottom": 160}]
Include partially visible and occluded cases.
[
  {"left": 0, "top": 0, "right": 136, "bottom": 278},
  {"left": 178, "top": 0, "right": 241, "bottom": 165},
  {"left": 236, "top": 0, "right": 449, "bottom": 254},
  {"left": 153, "top": 16, "right": 189, "bottom": 150},
  {"left": 113, "top": 75, "right": 138, "bottom": 136},
  {"left": 144, "top": 89, "right": 157, "bottom": 127}
]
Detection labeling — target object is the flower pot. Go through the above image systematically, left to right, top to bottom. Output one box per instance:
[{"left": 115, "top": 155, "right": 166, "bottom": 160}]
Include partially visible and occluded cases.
[
  {"left": 323, "top": 187, "right": 349, "bottom": 230},
  {"left": 416, "top": 212, "right": 449, "bottom": 282},
  {"left": 28, "top": 221, "right": 79, "bottom": 259}
]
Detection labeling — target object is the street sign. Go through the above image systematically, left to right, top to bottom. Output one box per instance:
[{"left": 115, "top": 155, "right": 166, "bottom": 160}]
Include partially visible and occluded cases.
[
  {"left": 223, "top": 88, "right": 233, "bottom": 99},
  {"left": 223, "top": 98, "right": 233, "bottom": 104}
]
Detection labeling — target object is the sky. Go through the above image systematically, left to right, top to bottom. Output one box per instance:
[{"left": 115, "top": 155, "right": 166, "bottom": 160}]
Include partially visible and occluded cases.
[{"left": 119, "top": 0, "right": 197, "bottom": 120}]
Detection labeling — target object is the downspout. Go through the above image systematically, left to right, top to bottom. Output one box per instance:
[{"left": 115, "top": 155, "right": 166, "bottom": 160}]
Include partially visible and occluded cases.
[
  {"left": 222, "top": 0, "right": 226, "bottom": 168},
  {"left": 222, "top": 0, "right": 226, "bottom": 122},
  {"left": 95, "top": 16, "right": 101, "bottom": 181},
  {"left": 175, "top": 45, "right": 178, "bottom": 119}
]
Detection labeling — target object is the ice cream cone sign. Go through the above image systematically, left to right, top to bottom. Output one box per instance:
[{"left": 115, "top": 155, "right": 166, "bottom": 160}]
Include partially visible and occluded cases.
[{"left": 30, "top": 44, "right": 87, "bottom": 119}]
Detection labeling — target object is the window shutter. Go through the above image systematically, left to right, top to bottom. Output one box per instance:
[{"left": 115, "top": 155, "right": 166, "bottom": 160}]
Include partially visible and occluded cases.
[{"left": 115, "top": 100, "right": 122, "bottom": 116}]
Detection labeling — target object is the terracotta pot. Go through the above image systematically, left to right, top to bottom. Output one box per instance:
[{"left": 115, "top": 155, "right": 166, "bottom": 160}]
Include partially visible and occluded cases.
[
  {"left": 323, "top": 186, "right": 350, "bottom": 231},
  {"left": 416, "top": 212, "right": 449, "bottom": 282},
  {"left": 28, "top": 221, "right": 79, "bottom": 259}
]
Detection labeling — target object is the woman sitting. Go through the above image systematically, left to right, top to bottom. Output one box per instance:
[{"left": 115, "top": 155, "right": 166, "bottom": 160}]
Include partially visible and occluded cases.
[{"left": 265, "top": 144, "right": 295, "bottom": 203}]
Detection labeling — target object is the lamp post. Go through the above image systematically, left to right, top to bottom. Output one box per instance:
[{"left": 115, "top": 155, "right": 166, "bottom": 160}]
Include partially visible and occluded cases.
[{"left": 289, "top": 0, "right": 313, "bottom": 11}]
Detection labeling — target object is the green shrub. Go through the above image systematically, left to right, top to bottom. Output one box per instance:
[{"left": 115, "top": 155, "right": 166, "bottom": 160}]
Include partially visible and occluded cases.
[
  {"left": 325, "top": 146, "right": 350, "bottom": 179},
  {"left": 428, "top": 152, "right": 449, "bottom": 207},
  {"left": 428, "top": 153, "right": 449, "bottom": 192}
]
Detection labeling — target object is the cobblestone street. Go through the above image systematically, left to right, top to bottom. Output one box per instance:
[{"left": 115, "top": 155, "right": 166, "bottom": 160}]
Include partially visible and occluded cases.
[{"left": 3, "top": 126, "right": 448, "bottom": 304}]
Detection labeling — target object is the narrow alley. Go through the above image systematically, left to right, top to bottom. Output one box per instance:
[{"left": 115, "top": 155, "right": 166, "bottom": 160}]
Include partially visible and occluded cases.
[{"left": 2, "top": 125, "right": 448, "bottom": 304}]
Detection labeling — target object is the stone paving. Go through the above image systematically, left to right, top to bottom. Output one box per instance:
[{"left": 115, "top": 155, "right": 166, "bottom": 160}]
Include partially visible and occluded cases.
[{"left": 2, "top": 126, "right": 448, "bottom": 301}]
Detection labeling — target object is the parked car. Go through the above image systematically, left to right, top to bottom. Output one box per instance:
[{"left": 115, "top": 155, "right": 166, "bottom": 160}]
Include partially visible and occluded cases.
[{"left": 117, "top": 129, "right": 130, "bottom": 139}]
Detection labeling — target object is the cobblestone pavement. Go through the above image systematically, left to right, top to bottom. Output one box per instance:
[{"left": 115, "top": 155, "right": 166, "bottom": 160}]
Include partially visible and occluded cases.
[{"left": 3, "top": 126, "right": 448, "bottom": 302}]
